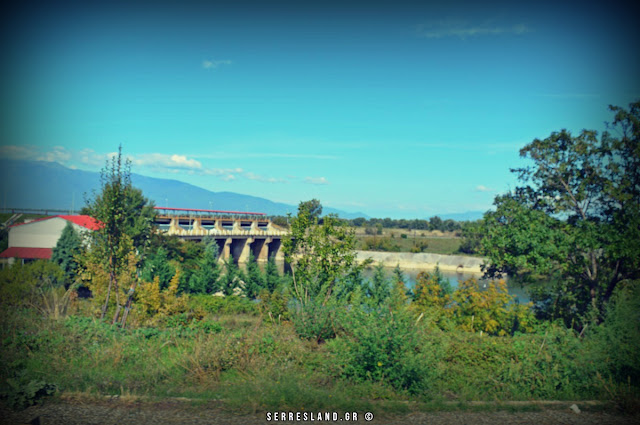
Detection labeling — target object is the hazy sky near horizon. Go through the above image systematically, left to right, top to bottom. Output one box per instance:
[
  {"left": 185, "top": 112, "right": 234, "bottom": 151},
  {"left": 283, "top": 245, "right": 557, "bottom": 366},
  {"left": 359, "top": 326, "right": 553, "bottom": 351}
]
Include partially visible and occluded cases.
[{"left": 2, "top": 0, "right": 639, "bottom": 218}]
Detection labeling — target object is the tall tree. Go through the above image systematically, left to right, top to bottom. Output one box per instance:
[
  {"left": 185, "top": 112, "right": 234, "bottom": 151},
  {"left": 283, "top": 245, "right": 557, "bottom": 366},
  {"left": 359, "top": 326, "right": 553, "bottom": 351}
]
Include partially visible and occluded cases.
[
  {"left": 481, "top": 101, "right": 640, "bottom": 325},
  {"left": 83, "top": 146, "right": 155, "bottom": 322},
  {"left": 81, "top": 184, "right": 155, "bottom": 255},
  {"left": 122, "top": 187, "right": 156, "bottom": 254},
  {"left": 283, "top": 199, "right": 359, "bottom": 307},
  {"left": 51, "top": 222, "right": 83, "bottom": 288},
  {"left": 188, "top": 239, "right": 221, "bottom": 294},
  {"left": 243, "top": 253, "right": 265, "bottom": 299},
  {"left": 263, "top": 256, "right": 282, "bottom": 293},
  {"left": 220, "top": 259, "right": 239, "bottom": 296},
  {"left": 367, "top": 263, "right": 390, "bottom": 307}
]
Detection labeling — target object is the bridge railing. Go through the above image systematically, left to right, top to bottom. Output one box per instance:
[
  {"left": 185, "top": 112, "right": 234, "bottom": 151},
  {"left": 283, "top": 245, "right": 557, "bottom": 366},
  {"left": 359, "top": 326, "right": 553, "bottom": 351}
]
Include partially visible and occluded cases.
[{"left": 153, "top": 206, "right": 268, "bottom": 220}]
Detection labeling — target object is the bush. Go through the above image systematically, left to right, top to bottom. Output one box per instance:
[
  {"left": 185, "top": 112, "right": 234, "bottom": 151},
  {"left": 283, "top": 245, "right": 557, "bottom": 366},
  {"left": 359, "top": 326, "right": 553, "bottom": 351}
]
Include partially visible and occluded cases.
[
  {"left": 362, "top": 237, "right": 401, "bottom": 252},
  {"left": 409, "top": 240, "right": 428, "bottom": 253},
  {"left": 0, "top": 261, "right": 65, "bottom": 307},
  {"left": 133, "top": 271, "right": 188, "bottom": 326},
  {"left": 451, "top": 278, "right": 536, "bottom": 336},
  {"left": 589, "top": 281, "right": 640, "bottom": 385},
  {"left": 258, "top": 289, "right": 290, "bottom": 322},
  {"left": 188, "top": 294, "right": 258, "bottom": 316},
  {"left": 289, "top": 300, "right": 346, "bottom": 343},
  {"left": 328, "top": 308, "right": 440, "bottom": 394},
  {"left": 164, "top": 313, "right": 223, "bottom": 335},
  {"left": 497, "top": 323, "right": 603, "bottom": 399},
  {"left": 432, "top": 324, "right": 603, "bottom": 400},
  {"left": 1, "top": 370, "right": 57, "bottom": 410}
]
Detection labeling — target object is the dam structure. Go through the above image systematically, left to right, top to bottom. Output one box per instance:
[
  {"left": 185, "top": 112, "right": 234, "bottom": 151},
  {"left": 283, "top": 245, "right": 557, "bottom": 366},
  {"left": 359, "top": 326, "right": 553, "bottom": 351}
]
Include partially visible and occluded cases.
[{"left": 153, "top": 207, "right": 288, "bottom": 263}]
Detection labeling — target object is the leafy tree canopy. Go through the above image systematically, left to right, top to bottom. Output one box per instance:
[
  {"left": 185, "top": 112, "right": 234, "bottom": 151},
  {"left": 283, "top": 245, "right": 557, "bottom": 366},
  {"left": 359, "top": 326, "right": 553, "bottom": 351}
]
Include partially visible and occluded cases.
[
  {"left": 480, "top": 101, "right": 640, "bottom": 325},
  {"left": 81, "top": 146, "right": 156, "bottom": 321},
  {"left": 299, "top": 198, "right": 323, "bottom": 219},
  {"left": 283, "top": 199, "right": 361, "bottom": 307}
]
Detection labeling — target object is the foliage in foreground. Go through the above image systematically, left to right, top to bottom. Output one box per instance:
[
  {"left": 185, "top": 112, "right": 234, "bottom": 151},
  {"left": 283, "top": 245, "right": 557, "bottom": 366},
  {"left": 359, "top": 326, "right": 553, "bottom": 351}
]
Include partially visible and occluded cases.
[{"left": 1, "top": 285, "right": 638, "bottom": 411}]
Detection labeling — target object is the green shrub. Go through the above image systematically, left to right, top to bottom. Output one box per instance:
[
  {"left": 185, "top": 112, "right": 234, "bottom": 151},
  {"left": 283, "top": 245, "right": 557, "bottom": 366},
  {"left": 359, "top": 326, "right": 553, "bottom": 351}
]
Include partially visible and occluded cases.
[
  {"left": 362, "top": 237, "right": 401, "bottom": 252},
  {"left": 410, "top": 241, "right": 428, "bottom": 253},
  {"left": 0, "top": 261, "right": 65, "bottom": 307},
  {"left": 451, "top": 278, "right": 536, "bottom": 336},
  {"left": 588, "top": 281, "right": 640, "bottom": 387},
  {"left": 258, "top": 289, "right": 290, "bottom": 322},
  {"left": 188, "top": 294, "right": 257, "bottom": 316},
  {"left": 290, "top": 300, "right": 346, "bottom": 343},
  {"left": 328, "top": 308, "right": 440, "bottom": 394},
  {"left": 164, "top": 313, "right": 222, "bottom": 335},
  {"left": 496, "top": 323, "right": 602, "bottom": 399},
  {"left": 429, "top": 324, "right": 604, "bottom": 400},
  {"left": 1, "top": 370, "right": 57, "bottom": 410}
]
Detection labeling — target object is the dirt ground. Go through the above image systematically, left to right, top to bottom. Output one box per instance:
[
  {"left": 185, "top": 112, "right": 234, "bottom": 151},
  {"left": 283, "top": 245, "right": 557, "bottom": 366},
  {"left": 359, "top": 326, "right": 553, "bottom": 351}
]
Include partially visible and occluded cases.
[{"left": 1, "top": 399, "right": 638, "bottom": 425}]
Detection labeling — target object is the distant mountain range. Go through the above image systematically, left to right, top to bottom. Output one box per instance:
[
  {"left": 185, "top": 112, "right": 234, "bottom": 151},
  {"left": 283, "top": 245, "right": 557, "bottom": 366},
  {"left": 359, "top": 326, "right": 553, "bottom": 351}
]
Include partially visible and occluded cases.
[
  {"left": 0, "top": 159, "right": 368, "bottom": 219},
  {"left": 0, "top": 159, "right": 486, "bottom": 221}
]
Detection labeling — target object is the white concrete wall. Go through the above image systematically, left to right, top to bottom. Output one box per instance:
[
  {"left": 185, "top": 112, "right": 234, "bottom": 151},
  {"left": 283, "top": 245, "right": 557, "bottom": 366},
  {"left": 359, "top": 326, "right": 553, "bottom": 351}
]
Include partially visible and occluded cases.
[
  {"left": 8, "top": 218, "right": 90, "bottom": 248},
  {"left": 355, "top": 250, "right": 486, "bottom": 273}
]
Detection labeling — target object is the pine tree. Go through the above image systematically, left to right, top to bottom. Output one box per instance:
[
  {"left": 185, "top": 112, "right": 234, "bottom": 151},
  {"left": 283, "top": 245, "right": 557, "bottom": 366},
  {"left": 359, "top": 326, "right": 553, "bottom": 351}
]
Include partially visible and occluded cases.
[
  {"left": 52, "top": 222, "right": 83, "bottom": 288},
  {"left": 188, "top": 239, "right": 221, "bottom": 294},
  {"left": 141, "top": 247, "right": 175, "bottom": 290},
  {"left": 243, "top": 253, "right": 264, "bottom": 299},
  {"left": 264, "top": 256, "right": 281, "bottom": 293},
  {"left": 220, "top": 259, "right": 239, "bottom": 296},
  {"left": 367, "top": 263, "right": 390, "bottom": 306},
  {"left": 392, "top": 264, "right": 406, "bottom": 287}
]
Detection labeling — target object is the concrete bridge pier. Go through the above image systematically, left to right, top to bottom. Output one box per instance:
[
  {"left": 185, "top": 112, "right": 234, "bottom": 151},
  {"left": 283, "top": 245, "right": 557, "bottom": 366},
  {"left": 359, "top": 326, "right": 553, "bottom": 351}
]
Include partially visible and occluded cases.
[
  {"left": 169, "top": 218, "right": 183, "bottom": 235},
  {"left": 239, "top": 237, "right": 254, "bottom": 263},
  {"left": 220, "top": 238, "right": 232, "bottom": 263},
  {"left": 230, "top": 238, "right": 247, "bottom": 264},
  {"left": 252, "top": 238, "right": 268, "bottom": 262},
  {"left": 268, "top": 238, "right": 284, "bottom": 261},
  {"left": 214, "top": 239, "right": 226, "bottom": 261}
]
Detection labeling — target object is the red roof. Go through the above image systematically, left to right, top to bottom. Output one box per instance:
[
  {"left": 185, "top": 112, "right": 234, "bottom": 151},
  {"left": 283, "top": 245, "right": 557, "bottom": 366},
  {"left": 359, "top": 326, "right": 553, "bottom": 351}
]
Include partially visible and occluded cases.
[
  {"left": 9, "top": 215, "right": 102, "bottom": 231},
  {"left": 57, "top": 215, "right": 102, "bottom": 231},
  {"left": 0, "top": 247, "right": 53, "bottom": 260}
]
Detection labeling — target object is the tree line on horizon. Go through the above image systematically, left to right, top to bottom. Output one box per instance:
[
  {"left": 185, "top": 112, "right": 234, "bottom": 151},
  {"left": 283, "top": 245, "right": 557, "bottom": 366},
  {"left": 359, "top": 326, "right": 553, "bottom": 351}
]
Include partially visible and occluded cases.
[{"left": 271, "top": 214, "right": 465, "bottom": 233}]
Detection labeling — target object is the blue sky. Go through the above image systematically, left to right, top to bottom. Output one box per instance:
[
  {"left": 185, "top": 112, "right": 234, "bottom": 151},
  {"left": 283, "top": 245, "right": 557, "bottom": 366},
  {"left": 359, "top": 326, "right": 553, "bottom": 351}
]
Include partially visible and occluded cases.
[{"left": 2, "top": 0, "right": 639, "bottom": 218}]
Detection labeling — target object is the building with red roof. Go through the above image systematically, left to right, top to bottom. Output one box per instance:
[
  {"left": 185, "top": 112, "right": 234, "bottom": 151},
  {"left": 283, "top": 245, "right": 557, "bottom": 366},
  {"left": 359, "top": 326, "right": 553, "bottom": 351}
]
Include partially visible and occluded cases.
[{"left": 0, "top": 215, "right": 100, "bottom": 267}]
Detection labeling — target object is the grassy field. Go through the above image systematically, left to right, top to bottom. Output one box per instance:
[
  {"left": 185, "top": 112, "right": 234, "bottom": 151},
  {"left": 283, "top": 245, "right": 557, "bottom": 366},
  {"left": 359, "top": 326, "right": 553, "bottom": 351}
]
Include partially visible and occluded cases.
[
  {"left": 353, "top": 227, "right": 463, "bottom": 255},
  {"left": 1, "top": 255, "right": 639, "bottom": 416},
  {"left": 2, "top": 293, "right": 638, "bottom": 414}
]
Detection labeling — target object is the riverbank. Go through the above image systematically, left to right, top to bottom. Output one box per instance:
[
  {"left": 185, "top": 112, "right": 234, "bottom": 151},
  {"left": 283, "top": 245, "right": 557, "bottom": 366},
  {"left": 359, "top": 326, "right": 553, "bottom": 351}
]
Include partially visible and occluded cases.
[{"left": 356, "top": 250, "right": 485, "bottom": 274}]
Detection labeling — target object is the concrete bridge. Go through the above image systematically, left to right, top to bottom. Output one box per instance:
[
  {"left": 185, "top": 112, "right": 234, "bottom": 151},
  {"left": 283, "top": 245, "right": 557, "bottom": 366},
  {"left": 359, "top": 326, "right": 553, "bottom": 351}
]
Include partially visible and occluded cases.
[{"left": 153, "top": 207, "right": 288, "bottom": 263}]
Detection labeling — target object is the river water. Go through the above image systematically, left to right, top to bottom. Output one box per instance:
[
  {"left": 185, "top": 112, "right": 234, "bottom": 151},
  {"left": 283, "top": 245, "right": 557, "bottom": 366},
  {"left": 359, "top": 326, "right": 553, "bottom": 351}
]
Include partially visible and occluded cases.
[{"left": 361, "top": 266, "right": 531, "bottom": 303}]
